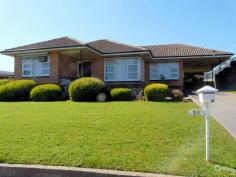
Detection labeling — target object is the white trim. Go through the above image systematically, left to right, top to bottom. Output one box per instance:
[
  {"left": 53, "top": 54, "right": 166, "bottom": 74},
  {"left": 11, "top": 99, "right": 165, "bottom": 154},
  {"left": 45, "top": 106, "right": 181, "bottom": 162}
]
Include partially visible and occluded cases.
[
  {"left": 5, "top": 46, "right": 150, "bottom": 57},
  {"left": 152, "top": 55, "right": 232, "bottom": 60}
]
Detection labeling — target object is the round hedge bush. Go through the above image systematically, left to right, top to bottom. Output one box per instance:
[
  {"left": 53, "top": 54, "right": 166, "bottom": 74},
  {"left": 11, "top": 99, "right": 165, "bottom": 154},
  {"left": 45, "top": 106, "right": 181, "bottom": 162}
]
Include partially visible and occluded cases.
[
  {"left": 68, "top": 77, "right": 105, "bottom": 101},
  {"left": 0, "top": 79, "right": 12, "bottom": 87},
  {"left": 0, "top": 80, "right": 37, "bottom": 101},
  {"left": 144, "top": 83, "right": 169, "bottom": 101},
  {"left": 30, "top": 84, "right": 62, "bottom": 101},
  {"left": 110, "top": 88, "right": 132, "bottom": 101},
  {"left": 171, "top": 89, "right": 184, "bottom": 101}
]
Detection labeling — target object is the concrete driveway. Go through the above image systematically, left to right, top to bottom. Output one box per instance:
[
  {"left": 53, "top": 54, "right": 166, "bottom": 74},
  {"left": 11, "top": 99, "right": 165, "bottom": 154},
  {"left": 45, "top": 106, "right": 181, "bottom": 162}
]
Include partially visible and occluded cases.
[{"left": 190, "top": 92, "right": 236, "bottom": 139}]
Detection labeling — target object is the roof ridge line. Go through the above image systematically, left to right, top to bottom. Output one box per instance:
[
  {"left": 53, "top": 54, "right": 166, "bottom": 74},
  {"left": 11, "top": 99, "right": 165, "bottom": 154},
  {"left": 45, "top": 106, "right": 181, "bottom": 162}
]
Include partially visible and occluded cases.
[
  {"left": 65, "top": 36, "right": 85, "bottom": 45},
  {"left": 101, "top": 39, "right": 148, "bottom": 50}
]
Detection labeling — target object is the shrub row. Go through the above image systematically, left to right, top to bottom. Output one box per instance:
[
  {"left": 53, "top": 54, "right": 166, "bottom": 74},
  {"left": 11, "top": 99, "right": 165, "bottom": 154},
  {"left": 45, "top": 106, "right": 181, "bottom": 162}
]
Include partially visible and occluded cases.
[
  {"left": 0, "top": 78, "right": 183, "bottom": 102},
  {"left": 0, "top": 79, "right": 62, "bottom": 101},
  {"left": 0, "top": 80, "right": 37, "bottom": 101}
]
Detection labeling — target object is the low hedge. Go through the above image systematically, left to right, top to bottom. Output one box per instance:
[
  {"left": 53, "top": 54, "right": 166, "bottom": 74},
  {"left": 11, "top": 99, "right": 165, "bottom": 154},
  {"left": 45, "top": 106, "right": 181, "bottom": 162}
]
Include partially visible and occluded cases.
[
  {"left": 68, "top": 77, "right": 105, "bottom": 101},
  {"left": 0, "top": 79, "right": 12, "bottom": 87},
  {"left": 0, "top": 80, "right": 37, "bottom": 101},
  {"left": 144, "top": 83, "right": 169, "bottom": 101},
  {"left": 30, "top": 84, "right": 62, "bottom": 101},
  {"left": 110, "top": 88, "right": 132, "bottom": 101},
  {"left": 171, "top": 89, "right": 184, "bottom": 101}
]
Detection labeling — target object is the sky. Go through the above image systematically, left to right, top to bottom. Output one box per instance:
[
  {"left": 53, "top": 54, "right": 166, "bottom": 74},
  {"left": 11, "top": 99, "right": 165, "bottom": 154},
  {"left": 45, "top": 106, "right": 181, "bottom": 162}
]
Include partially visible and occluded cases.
[{"left": 0, "top": 0, "right": 236, "bottom": 72}]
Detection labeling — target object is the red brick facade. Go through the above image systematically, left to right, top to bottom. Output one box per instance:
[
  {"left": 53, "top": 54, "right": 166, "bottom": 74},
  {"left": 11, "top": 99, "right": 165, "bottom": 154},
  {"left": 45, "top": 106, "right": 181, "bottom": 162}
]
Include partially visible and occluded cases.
[{"left": 14, "top": 53, "right": 184, "bottom": 89}]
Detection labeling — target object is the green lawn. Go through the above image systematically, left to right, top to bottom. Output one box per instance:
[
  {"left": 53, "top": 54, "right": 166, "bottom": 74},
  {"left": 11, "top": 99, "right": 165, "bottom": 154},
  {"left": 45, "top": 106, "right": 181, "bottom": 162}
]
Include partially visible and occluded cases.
[{"left": 0, "top": 101, "right": 235, "bottom": 177}]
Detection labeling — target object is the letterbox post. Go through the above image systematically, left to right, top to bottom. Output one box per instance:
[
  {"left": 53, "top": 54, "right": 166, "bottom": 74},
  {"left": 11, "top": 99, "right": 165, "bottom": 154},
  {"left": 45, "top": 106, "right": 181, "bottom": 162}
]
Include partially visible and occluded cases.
[{"left": 196, "top": 86, "right": 218, "bottom": 161}]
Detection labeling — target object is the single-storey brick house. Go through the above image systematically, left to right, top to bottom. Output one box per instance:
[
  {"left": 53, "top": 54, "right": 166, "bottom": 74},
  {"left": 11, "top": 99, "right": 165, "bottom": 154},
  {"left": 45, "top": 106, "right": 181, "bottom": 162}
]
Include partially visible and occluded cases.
[{"left": 0, "top": 37, "right": 233, "bottom": 90}]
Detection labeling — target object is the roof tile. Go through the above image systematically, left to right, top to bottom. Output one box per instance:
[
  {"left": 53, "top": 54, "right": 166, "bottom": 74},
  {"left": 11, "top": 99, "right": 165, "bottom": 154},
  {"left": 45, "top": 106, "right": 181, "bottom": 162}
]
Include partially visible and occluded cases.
[{"left": 141, "top": 44, "right": 232, "bottom": 57}]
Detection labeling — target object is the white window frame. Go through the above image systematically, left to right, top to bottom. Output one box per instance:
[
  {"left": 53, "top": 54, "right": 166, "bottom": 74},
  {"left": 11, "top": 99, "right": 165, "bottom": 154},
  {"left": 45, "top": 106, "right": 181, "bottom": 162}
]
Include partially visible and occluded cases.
[
  {"left": 22, "top": 56, "right": 50, "bottom": 77},
  {"left": 104, "top": 57, "right": 142, "bottom": 82},
  {"left": 104, "top": 59, "right": 116, "bottom": 81},
  {"left": 127, "top": 59, "right": 140, "bottom": 81},
  {"left": 22, "top": 60, "right": 32, "bottom": 77},
  {"left": 149, "top": 62, "right": 180, "bottom": 81},
  {"left": 169, "top": 66, "right": 179, "bottom": 80}
]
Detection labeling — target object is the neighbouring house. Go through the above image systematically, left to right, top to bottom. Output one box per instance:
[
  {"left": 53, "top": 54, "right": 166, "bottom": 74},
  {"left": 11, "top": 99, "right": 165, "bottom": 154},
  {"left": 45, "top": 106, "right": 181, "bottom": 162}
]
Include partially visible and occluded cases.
[
  {"left": 0, "top": 37, "right": 233, "bottom": 91},
  {"left": 0, "top": 70, "right": 14, "bottom": 79}
]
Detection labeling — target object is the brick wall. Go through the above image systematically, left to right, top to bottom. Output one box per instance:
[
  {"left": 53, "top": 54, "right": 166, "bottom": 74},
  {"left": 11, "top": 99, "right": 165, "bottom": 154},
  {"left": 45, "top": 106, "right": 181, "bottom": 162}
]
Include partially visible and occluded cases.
[
  {"left": 14, "top": 52, "right": 59, "bottom": 83},
  {"left": 13, "top": 53, "right": 184, "bottom": 89},
  {"left": 58, "top": 54, "right": 77, "bottom": 79},
  {"left": 91, "top": 57, "right": 104, "bottom": 80}
]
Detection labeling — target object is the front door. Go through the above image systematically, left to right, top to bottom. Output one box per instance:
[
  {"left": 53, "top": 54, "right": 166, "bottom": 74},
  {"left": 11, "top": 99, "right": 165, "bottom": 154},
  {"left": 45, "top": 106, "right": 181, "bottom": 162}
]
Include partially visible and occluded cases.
[{"left": 78, "top": 61, "right": 91, "bottom": 78}]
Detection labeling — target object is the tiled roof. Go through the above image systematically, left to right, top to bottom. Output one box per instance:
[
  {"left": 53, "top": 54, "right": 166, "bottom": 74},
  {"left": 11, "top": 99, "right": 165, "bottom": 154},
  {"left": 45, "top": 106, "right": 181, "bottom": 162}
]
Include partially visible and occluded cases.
[
  {"left": 0, "top": 37, "right": 233, "bottom": 57},
  {"left": 1, "top": 37, "right": 84, "bottom": 53},
  {"left": 86, "top": 39, "right": 147, "bottom": 54},
  {"left": 141, "top": 44, "right": 232, "bottom": 57}
]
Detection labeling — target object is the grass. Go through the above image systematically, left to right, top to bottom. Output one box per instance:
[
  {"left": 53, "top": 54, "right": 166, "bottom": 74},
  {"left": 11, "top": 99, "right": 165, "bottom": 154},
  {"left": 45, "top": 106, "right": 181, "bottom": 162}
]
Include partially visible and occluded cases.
[{"left": 0, "top": 101, "right": 235, "bottom": 177}]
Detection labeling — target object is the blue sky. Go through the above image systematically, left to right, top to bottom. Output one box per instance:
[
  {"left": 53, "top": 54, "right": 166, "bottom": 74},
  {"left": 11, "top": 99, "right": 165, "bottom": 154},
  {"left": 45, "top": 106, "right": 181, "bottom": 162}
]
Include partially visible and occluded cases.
[{"left": 0, "top": 0, "right": 236, "bottom": 71}]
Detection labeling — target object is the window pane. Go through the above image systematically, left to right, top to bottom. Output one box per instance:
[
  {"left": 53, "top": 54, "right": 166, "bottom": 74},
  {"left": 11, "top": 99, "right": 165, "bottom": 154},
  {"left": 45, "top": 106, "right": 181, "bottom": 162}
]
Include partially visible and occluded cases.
[
  {"left": 105, "top": 59, "right": 115, "bottom": 65},
  {"left": 128, "top": 59, "right": 138, "bottom": 64},
  {"left": 42, "top": 63, "right": 49, "bottom": 69},
  {"left": 23, "top": 64, "right": 31, "bottom": 70},
  {"left": 106, "top": 65, "right": 115, "bottom": 72},
  {"left": 128, "top": 65, "right": 137, "bottom": 72},
  {"left": 151, "top": 68, "right": 158, "bottom": 74},
  {"left": 170, "top": 68, "right": 178, "bottom": 72},
  {"left": 42, "top": 69, "right": 49, "bottom": 75},
  {"left": 23, "top": 70, "right": 31, "bottom": 76},
  {"left": 106, "top": 73, "right": 115, "bottom": 80},
  {"left": 128, "top": 73, "right": 138, "bottom": 79},
  {"left": 151, "top": 73, "right": 159, "bottom": 80}
]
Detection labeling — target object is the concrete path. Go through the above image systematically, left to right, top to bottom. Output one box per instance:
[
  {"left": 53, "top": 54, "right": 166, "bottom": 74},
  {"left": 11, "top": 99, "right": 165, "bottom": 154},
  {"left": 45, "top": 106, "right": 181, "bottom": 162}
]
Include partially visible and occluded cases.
[
  {"left": 190, "top": 92, "right": 236, "bottom": 139},
  {"left": 0, "top": 163, "right": 182, "bottom": 177}
]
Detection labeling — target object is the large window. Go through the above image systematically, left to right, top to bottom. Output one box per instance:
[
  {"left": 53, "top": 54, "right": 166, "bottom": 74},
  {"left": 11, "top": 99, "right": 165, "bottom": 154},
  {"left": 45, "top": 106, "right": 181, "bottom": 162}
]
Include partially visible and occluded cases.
[
  {"left": 22, "top": 56, "right": 50, "bottom": 77},
  {"left": 104, "top": 58, "right": 142, "bottom": 81},
  {"left": 150, "top": 62, "right": 179, "bottom": 80}
]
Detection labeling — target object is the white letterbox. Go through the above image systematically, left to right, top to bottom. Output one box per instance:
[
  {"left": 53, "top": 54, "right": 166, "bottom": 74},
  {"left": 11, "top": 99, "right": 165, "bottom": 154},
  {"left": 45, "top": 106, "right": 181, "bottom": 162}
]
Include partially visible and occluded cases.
[{"left": 196, "top": 86, "right": 218, "bottom": 103}]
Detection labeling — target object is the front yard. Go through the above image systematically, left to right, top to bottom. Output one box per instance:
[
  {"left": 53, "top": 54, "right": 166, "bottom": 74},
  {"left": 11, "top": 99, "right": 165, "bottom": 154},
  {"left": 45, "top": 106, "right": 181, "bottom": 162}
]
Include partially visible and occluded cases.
[{"left": 0, "top": 101, "right": 235, "bottom": 177}]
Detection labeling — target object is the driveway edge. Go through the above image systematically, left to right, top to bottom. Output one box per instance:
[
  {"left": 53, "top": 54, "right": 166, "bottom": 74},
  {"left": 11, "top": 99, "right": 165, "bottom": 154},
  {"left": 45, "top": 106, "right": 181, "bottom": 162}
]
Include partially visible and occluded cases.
[{"left": 0, "top": 163, "right": 182, "bottom": 177}]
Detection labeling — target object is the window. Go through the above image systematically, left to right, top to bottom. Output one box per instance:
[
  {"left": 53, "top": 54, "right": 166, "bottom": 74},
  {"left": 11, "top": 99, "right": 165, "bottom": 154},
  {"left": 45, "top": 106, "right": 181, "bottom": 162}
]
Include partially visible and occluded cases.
[
  {"left": 22, "top": 56, "right": 50, "bottom": 77},
  {"left": 104, "top": 58, "right": 142, "bottom": 81},
  {"left": 105, "top": 59, "right": 116, "bottom": 81},
  {"left": 127, "top": 59, "right": 138, "bottom": 80},
  {"left": 22, "top": 60, "right": 32, "bottom": 76},
  {"left": 150, "top": 62, "right": 179, "bottom": 80}
]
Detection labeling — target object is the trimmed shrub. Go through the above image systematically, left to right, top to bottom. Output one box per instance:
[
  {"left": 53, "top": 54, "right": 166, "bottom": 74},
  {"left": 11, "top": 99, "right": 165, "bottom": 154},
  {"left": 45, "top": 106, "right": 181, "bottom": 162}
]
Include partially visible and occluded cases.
[
  {"left": 68, "top": 77, "right": 105, "bottom": 101},
  {"left": 0, "top": 79, "right": 12, "bottom": 87},
  {"left": 0, "top": 80, "right": 37, "bottom": 101},
  {"left": 144, "top": 83, "right": 169, "bottom": 101},
  {"left": 30, "top": 84, "right": 62, "bottom": 101},
  {"left": 110, "top": 88, "right": 132, "bottom": 101},
  {"left": 171, "top": 89, "right": 184, "bottom": 101}
]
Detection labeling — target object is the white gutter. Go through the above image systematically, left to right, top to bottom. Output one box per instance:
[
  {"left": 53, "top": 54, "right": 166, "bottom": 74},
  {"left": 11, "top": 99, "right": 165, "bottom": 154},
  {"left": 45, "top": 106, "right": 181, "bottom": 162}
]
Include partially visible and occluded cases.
[{"left": 152, "top": 55, "right": 232, "bottom": 60}]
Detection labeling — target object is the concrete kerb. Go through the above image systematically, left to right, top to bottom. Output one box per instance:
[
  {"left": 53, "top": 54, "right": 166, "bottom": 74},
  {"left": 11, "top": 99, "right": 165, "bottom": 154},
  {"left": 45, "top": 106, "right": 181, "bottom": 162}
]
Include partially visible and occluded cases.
[{"left": 0, "top": 163, "right": 182, "bottom": 177}]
